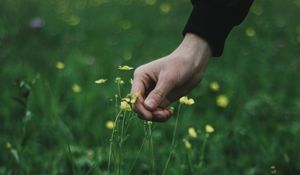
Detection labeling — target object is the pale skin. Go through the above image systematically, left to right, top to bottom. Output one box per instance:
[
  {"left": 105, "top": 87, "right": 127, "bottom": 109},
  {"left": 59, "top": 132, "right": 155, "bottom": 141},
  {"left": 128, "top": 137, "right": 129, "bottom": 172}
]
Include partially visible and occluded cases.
[{"left": 130, "top": 33, "right": 212, "bottom": 122}]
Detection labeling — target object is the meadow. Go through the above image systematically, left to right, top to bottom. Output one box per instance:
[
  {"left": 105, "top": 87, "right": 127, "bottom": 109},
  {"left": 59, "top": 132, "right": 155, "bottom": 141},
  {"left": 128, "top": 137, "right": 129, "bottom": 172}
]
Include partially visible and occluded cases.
[{"left": 1, "top": 0, "right": 300, "bottom": 174}]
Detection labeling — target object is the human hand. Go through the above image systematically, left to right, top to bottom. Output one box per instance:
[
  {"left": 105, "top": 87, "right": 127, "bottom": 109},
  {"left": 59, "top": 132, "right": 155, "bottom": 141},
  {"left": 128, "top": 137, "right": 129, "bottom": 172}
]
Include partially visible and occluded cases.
[{"left": 131, "top": 33, "right": 212, "bottom": 122}]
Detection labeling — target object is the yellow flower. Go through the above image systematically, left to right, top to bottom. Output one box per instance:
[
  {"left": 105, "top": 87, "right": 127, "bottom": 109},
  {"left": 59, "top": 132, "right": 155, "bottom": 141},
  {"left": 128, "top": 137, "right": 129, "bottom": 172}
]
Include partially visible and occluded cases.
[
  {"left": 145, "top": 0, "right": 156, "bottom": 5},
  {"left": 160, "top": 3, "right": 171, "bottom": 14},
  {"left": 251, "top": 4, "right": 263, "bottom": 16},
  {"left": 67, "top": 15, "right": 80, "bottom": 26},
  {"left": 119, "top": 20, "right": 131, "bottom": 30},
  {"left": 245, "top": 27, "right": 256, "bottom": 37},
  {"left": 297, "top": 35, "right": 300, "bottom": 43},
  {"left": 122, "top": 51, "right": 132, "bottom": 61},
  {"left": 56, "top": 61, "right": 65, "bottom": 69},
  {"left": 118, "top": 65, "right": 134, "bottom": 71},
  {"left": 115, "top": 77, "right": 124, "bottom": 84},
  {"left": 130, "top": 78, "right": 134, "bottom": 85},
  {"left": 95, "top": 79, "right": 107, "bottom": 84},
  {"left": 210, "top": 81, "right": 220, "bottom": 92},
  {"left": 72, "top": 84, "right": 81, "bottom": 93},
  {"left": 130, "top": 91, "right": 140, "bottom": 104},
  {"left": 216, "top": 94, "right": 229, "bottom": 108},
  {"left": 179, "top": 96, "right": 195, "bottom": 105},
  {"left": 122, "top": 97, "right": 131, "bottom": 102},
  {"left": 120, "top": 101, "right": 132, "bottom": 112},
  {"left": 169, "top": 106, "right": 175, "bottom": 112},
  {"left": 105, "top": 120, "right": 115, "bottom": 129},
  {"left": 147, "top": 121, "right": 152, "bottom": 125},
  {"left": 205, "top": 124, "right": 214, "bottom": 133},
  {"left": 188, "top": 127, "right": 197, "bottom": 138},
  {"left": 182, "top": 138, "right": 192, "bottom": 149},
  {"left": 5, "top": 142, "right": 12, "bottom": 149},
  {"left": 86, "top": 149, "right": 94, "bottom": 158},
  {"left": 270, "top": 165, "right": 277, "bottom": 174}
]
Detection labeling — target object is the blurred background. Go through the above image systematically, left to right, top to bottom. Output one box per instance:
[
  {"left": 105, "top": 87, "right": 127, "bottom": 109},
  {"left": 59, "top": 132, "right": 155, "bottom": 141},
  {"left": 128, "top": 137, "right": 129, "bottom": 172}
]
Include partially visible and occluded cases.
[{"left": 1, "top": 0, "right": 300, "bottom": 174}]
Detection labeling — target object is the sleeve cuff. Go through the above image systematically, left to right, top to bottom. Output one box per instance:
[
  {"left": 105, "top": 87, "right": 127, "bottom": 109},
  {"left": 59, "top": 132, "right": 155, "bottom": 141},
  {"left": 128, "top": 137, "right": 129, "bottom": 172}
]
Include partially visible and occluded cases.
[{"left": 182, "top": 1, "right": 250, "bottom": 57}]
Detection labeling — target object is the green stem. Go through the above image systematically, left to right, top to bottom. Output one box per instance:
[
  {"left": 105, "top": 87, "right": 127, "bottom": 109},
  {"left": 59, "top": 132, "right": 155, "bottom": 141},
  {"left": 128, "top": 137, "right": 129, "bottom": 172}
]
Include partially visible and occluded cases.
[
  {"left": 117, "top": 82, "right": 122, "bottom": 98},
  {"left": 162, "top": 104, "right": 182, "bottom": 175},
  {"left": 108, "top": 110, "right": 122, "bottom": 174},
  {"left": 119, "top": 111, "right": 127, "bottom": 175},
  {"left": 148, "top": 123, "right": 155, "bottom": 175},
  {"left": 199, "top": 134, "right": 209, "bottom": 168},
  {"left": 127, "top": 138, "right": 146, "bottom": 175},
  {"left": 186, "top": 152, "right": 194, "bottom": 174}
]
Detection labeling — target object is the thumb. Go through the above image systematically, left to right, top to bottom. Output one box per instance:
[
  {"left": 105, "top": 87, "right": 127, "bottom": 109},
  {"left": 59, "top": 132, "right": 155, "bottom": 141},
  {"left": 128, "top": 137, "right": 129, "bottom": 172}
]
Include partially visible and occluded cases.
[{"left": 144, "top": 77, "right": 173, "bottom": 110}]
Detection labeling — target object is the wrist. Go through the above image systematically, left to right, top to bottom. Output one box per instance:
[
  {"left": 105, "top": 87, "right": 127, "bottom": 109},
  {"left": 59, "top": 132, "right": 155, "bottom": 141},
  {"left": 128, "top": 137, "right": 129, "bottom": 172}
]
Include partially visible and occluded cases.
[
  {"left": 170, "top": 33, "right": 212, "bottom": 67},
  {"left": 180, "top": 33, "right": 211, "bottom": 56}
]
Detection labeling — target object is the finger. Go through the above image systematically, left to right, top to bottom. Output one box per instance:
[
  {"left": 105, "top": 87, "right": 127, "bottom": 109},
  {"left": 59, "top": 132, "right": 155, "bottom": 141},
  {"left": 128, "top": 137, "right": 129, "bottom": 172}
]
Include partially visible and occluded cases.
[
  {"left": 144, "top": 75, "right": 174, "bottom": 111},
  {"left": 130, "top": 76, "right": 146, "bottom": 97},
  {"left": 166, "top": 77, "right": 200, "bottom": 102},
  {"left": 133, "top": 95, "right": 153, "bottom": 120},
  {"left": 159, "top": 98, "right": 171, "bottom": 108},
  {"left": 152, "top": 108, "right": 173, "bottom": 122}
]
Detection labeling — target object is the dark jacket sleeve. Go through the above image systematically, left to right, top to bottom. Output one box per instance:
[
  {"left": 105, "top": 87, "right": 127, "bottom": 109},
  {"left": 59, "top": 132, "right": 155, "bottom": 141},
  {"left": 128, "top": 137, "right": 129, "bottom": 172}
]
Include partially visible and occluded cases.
[{"left": 183, "top": 0, "right": 254, "bottom": 57}]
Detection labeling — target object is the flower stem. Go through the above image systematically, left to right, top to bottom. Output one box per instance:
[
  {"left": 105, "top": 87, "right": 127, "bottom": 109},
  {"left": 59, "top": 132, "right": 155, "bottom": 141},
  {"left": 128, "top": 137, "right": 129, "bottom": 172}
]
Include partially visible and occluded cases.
[
  {"left": 162, "top": 104, "right": 182, "bottom": 175},
  {"left": 108, "top": 110, "right": 122, "bottom": 174},
  {"left": 148, "top": 122, "right": 155, "bottom": 175},
  {"left": 199, "top": 133, "right": 209, "bottom": 168},
  {"left": 127, "top": 138, "right": 146, "bottom": 175}
]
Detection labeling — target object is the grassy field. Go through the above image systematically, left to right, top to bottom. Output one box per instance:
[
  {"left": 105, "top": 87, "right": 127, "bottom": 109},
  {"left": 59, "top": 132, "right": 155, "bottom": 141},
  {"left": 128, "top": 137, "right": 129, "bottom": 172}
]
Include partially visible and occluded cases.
[{"left": 1, "top": 0, "right": 300, "bottom": 174}]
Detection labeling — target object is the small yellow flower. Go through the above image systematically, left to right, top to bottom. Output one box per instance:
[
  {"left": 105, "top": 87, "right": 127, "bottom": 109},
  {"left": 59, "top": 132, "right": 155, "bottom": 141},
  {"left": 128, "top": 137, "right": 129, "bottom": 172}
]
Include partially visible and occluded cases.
[
  {"left": 145, "top": 0, "right": 156, "bottom": 5},
  {"left": 160, "top": 3, "right": 171, "bottom": 14},
  {"left": 251, "top": 5, "right": 263, "bottom": 16},
  {"left": 67, "top": 15, "right": 80, "bottom": 26},
  {"left": 119, "top": 20, "right": 131, "bottom": 30},
  {"left": 296, "top": 25, "right": 300, "bottom": 35},
  {"left": 245, "top": 27, "right": 256, "bottom": 37},
  {"left": 297, "top": 35, "right": 300, "bottom": 43},
  {"left": 122, "top": 51, "right": 132, "bottom": 61},
  {"left": 56, "top": 61, "right": 65, "bottom": 69},
  {"left": 118, "top": 65, "right": 134, "bottom": 71},
  {"left": 115, "top": 77, "right": 124, "bottom": 84},
  {"left": 130, "top": 78, "right": 134, "bottom": 85},
  {"left": 95, "top": 79, "right": 107, "bottom": 84},
  {"left": 210, "top": 81, "right": 220, "bottom": 92},
  {"left": 72, "top": 84, "right": 81, "bottom": 93},
  {"left": 130, "top": 91, "right": 140, "bottom": 104},
  {"left": 216, "top": 94, "right": 229, "bottom": 108},
  {"left": 179, "top": 96, "right": 195, "bottom": 105},
  {"left": 122, "top": 97, "right": 131, "bottom": 102},
  {"left": 120, "top": 101, "right": 132, "bottom": 112},
  {"left": 169, "top": 106, "right": 175, "bottom": 113},
  {"left": 105, "top": 120, "right": 115, "bottom": 129},
  {"left": 147, "top": 121, "right": 152, "bottom": 125},
  {"left": 205, "top": 124, "right": 214, "bottom": 133},
  {"left": 188, "top": 127, "right": 197, "bottom": 138},
  {"left": 182, "top": 138, "right": 192, "bottom": 149},
  {"left": 5, "top": 142, "right": 12, "bottom": 149},
  {"left": 86, "top": 149, "right": 94, "bottom": 158},
  {"left": 270, "top": 165, "right": 277, "bottom": 174}
]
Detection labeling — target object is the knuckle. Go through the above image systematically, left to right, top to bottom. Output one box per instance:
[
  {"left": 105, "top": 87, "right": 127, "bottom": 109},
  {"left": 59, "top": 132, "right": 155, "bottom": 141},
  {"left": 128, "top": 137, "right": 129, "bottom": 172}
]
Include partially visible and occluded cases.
[
  {"left": 133, "top": 66, "right": 145, "bottom": 77},
  {"left": 152, "top": 89, "right": 164, "bottom": 98}
]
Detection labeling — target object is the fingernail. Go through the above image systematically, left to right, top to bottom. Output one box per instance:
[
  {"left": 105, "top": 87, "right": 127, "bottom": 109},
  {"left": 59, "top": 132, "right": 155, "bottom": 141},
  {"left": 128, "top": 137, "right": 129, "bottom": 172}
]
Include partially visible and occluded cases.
[{"left": 145, "top": 99, "right": 155, "bottom": 109}]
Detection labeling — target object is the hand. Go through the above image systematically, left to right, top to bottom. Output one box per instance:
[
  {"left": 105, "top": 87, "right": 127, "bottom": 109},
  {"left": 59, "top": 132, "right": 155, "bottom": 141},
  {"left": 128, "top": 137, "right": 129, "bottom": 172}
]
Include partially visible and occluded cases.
[{"left": 131, "top": 33, "right": 212, "bottom": 122}]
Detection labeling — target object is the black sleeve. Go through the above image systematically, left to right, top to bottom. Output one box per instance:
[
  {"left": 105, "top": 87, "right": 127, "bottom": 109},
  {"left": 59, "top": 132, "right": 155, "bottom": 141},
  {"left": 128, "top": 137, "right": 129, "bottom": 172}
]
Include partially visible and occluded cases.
[{"left": 183, "top": 0, "right": 254, "bottom": 57}]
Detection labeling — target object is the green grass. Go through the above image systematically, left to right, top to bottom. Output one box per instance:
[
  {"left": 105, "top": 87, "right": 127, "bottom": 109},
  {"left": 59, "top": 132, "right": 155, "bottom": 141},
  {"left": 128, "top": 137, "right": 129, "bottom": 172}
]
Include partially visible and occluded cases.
[{"left": 1, "top": 0, "right": 300, "bottom": 174}]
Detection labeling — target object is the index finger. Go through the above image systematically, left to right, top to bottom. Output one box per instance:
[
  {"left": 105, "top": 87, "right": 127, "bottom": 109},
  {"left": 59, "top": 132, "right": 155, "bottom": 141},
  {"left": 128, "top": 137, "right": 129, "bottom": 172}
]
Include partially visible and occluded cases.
[{"left": 130, "top": 76, "right": 153, "bottom": 118}]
